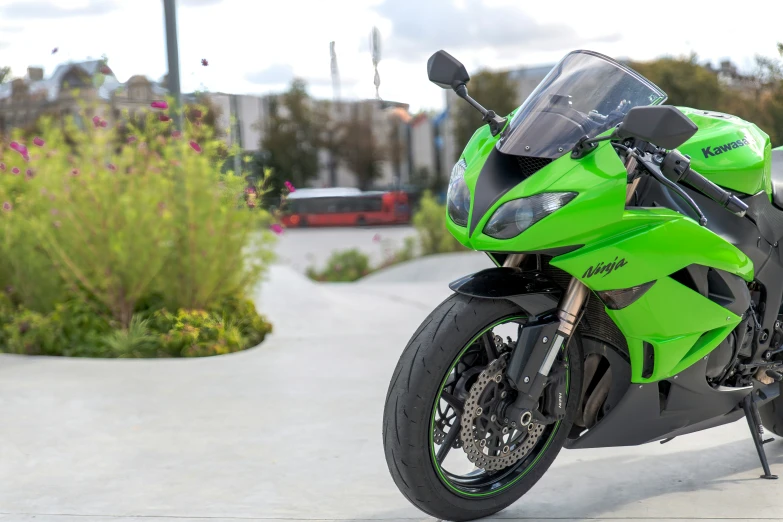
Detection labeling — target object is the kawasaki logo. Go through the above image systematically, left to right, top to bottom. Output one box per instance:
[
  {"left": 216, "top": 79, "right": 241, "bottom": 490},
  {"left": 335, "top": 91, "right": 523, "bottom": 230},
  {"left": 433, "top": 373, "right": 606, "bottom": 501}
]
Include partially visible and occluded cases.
[
  {"left": 702, "top": 138, "right": 751, "bottom": 158},
  {"left": 583, "top": 257, "right": 628, "bottom": 279}
]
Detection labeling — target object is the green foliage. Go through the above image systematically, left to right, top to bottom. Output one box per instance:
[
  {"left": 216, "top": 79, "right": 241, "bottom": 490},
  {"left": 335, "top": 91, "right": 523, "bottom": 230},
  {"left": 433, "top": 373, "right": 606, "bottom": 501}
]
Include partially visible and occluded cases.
[
  {"left": 631, "top": 55, "right": 724, "bottom": 109},
  {"left": 0, "top": 66, "right": 10, "bottom": 84},
  {"left": 454, "top": 70, "right": 519, "bottom": 151},
  {"left": 260, "top": 79, "right": 321, "bottom": 195},
  {"left": 0, "top": 102, "right": 275, "bottom": 357},
  {"left": 337, "top": 104, "right": 387, "bottom": 190},
  {"left": 413, "top": 191, "right": 465, "bottom": 255},
  {"left": 306, "top": 249, "right": 371, "bottom": 282}
]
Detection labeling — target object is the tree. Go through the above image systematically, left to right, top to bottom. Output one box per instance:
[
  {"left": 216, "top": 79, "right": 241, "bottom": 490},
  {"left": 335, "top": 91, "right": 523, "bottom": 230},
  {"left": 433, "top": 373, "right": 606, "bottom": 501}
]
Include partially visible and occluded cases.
[
  {"left": 630, "top": 55, "right": 724, "bottom": 110},
  {"left": 0, "top": 66, "right": 10, "bottom": 84},
  {"left": 453, "top": 70, "right": 519, "bottom": 151},
  {"left": 260, "top": 78, "right": 321, "bottom": 194},
  {"left": 313, "top": 100, "right": 344, "bottom": 187},
  {"left": 338, "top": 103, "right": 386, "bottom": 190}
]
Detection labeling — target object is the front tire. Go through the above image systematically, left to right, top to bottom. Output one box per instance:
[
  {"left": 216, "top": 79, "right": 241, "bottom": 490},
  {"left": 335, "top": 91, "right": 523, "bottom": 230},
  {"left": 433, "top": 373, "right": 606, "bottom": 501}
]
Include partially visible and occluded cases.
[{"left": 383, "top": 293, "right": 583, "bottom": 521}]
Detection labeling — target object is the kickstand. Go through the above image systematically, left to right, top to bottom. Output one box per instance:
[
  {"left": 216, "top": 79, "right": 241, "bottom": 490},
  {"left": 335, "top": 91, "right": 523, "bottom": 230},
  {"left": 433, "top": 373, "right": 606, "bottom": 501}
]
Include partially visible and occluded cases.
[{"left": 741, "top": 394, "right": 778, "bottom": 480}]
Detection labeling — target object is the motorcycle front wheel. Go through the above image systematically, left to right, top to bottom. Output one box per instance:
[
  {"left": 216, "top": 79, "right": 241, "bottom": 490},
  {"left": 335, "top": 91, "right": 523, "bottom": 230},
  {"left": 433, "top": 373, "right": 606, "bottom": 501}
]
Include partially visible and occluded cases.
[{"left": 383, "top": 293, "right": 583, "bottom": 521}]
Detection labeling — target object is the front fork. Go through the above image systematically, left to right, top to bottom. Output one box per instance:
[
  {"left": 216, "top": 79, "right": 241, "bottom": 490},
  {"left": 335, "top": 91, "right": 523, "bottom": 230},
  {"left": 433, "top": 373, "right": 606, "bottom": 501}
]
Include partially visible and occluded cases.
[{"left": 501, "top": 254, "right": 590, "bottom": 425}]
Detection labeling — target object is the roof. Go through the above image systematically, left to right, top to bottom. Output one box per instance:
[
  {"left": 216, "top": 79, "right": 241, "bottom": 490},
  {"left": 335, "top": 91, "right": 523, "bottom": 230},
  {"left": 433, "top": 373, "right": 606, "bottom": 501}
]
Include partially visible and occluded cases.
[{"left": 0, "top": 60, "right": 166, "bottom": 102}]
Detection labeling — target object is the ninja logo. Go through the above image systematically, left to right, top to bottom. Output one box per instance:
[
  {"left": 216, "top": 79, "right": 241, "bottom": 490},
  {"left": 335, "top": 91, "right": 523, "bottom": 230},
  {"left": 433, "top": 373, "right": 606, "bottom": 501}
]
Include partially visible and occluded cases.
[
  {"left": 702, "top": 138, "right": 751, "bottom": 158},
  {"left": 583, "top": 257, "right": 628, "bottom": 279}
]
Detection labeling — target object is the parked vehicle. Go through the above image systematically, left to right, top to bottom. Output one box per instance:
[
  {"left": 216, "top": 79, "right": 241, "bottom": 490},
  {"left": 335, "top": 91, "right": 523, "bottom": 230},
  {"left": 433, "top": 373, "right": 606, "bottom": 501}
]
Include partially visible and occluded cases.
[
  {"left": 383, "top": 49, "right": 783, "bottom": 521},
  {"left": 282, "top": 188, "right": 410, "bottom": 227}
]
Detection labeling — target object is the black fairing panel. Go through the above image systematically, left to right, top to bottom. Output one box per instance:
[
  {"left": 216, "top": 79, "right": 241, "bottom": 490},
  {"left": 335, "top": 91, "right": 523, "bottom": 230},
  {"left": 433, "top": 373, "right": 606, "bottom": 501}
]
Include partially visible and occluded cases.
[
  {"left": 469, "top": 149, "right": 526, "bottom": 235},
  {"left": 449, "top": 268, "right": 562, "bottom": 319}
]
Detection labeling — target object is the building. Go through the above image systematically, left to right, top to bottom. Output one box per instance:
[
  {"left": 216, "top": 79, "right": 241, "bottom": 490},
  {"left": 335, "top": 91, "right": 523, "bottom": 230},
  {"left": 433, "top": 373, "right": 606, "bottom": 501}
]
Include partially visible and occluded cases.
[{"left": 0, "top": 61, "right": 167, "bottom": 133}]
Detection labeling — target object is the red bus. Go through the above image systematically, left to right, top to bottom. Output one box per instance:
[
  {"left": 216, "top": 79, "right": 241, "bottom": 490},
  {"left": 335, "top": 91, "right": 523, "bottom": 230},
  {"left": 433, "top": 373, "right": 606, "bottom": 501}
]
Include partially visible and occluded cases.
[{"left": 282, "top": 188, "right": 410, "bottom": 227}]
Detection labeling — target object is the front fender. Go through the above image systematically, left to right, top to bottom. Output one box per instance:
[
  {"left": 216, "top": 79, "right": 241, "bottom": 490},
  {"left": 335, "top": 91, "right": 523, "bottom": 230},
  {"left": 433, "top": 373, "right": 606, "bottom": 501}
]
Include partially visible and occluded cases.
[{"left": 449, "top": 268, "right": 562, "bottom": 320}]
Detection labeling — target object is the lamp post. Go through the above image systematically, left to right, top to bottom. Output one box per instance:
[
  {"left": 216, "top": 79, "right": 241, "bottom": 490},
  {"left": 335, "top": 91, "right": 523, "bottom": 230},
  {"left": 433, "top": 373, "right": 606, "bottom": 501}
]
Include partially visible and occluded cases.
[{"left": 163, "top": 0, "right": 182, "bottom": 128}]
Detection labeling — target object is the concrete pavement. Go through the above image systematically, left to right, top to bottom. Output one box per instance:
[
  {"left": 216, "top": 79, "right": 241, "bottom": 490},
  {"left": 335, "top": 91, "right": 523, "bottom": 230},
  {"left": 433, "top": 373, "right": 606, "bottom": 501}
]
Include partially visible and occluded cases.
[{"left": 1, "top": 250, "right": 783, "bottom": 521}]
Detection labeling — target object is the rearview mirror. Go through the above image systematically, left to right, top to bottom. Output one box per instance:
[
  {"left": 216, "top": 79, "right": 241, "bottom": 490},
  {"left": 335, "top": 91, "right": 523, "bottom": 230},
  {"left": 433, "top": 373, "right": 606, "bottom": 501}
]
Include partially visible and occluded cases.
[
  {"left": 427, "top": 50, "right": 470, "bottom": 90},
  {"left": 614, "top": 105, "right": 698, "bottom": 149}
]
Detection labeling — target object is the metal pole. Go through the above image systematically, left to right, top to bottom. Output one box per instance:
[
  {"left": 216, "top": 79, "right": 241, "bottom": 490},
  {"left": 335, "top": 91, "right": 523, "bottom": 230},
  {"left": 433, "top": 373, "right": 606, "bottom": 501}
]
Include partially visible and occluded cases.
[{"left": 163, "top": 0, "right": 182, "bottom": 128}]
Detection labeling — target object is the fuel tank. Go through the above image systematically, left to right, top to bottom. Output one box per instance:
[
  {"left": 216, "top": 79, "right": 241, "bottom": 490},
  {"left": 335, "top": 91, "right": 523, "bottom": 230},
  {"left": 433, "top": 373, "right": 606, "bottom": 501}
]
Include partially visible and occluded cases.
[{"left": 677, "top": 107, "right": 772, "bottom": 197}]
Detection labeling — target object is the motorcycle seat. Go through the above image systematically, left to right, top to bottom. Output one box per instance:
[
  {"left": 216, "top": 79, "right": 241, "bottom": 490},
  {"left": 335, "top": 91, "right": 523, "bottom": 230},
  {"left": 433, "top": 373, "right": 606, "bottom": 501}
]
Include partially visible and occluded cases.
[{"left": 771, "top": 148, "right": 783, "bottom": 210}]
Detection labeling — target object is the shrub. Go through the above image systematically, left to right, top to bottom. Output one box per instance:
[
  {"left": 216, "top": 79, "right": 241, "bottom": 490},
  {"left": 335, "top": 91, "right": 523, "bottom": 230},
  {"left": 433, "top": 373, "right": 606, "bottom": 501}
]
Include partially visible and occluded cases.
[
  {"left": 0, "top": 100, "right": 275, "bottom": 357},
  {"left": 413, "top": 191, "right": 465, "bottom": 255},
  {"left": 306, "top": 249, "right": 371, "bottom": 282}
]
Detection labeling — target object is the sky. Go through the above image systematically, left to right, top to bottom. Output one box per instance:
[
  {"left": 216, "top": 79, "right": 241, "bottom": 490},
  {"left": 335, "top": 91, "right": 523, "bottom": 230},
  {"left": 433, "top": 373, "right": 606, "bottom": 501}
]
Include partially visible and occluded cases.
[{"left": 0, "top": 0, "right": 782, "bottom": 113}]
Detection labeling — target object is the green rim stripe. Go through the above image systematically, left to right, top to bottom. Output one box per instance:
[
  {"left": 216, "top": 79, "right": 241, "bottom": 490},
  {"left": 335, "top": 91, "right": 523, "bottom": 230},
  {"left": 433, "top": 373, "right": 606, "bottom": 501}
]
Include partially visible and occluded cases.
[{"left": 429, "top": 315, "right": 570, "bottom": 498}]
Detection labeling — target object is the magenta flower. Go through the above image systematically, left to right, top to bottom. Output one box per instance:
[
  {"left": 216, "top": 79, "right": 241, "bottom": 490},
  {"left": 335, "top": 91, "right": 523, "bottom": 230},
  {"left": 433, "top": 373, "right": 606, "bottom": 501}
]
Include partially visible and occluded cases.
[
  {"left": 201, "top": 58, "right": 209, "bottom": 66},
  {"left": 151, "top": 100, "right": 168, "bottom": 110},
  {"left": 159, "top": 114, "right": 171, "bottom": 122},
  {"left": 92, "top": 115, "right": 101, "bottom": 127},
  {"left": 100, "top": 120, "right": 108, "bottom": 128},
  {"left": 172, "top": 130, "right": 182, "bottom": 139},
  {"left": 127, "top": 136, "right": 137, "bottom": 143},
  {"left": 33, "top": 137, "right": 45, "bottom": 147},
  {"left": 10, "top": 141, "right": 28, "bottom": 158},
  {"left": 189, "top": 141, "right": 202, "bottom": 153},
  {"left": 0, "top": 162, "right": 5, "bottom": 171},
  {"left": 107, "top": 163, "right": 117, "bottom": 171},
  {"left": 11, "top": 167, "right": 19, "bottom": 175},
  {"left": 25, "top": 168, "right": 34, "bottom": 179},
  {"left": 70, "top": 168, "right": 79, "bottom": 176},
  {"left": 284, "top": 180, "right": 296, "bottom": 193},
  {"left": 2, "top": 202, "right": 11, "bottom": 212},
  {"left": 270, "top": 223, "right": 284, "bottom": 235}
]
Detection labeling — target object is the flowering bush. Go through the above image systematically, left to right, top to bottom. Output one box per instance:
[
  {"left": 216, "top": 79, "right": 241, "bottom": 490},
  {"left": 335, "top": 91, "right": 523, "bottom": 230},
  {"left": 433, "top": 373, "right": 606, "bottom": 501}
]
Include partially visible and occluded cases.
[
  {"left": 0, "top": 100, "right": 275, "bottom": 357},
  {"left": 306, "top": 249, "right": 371, "bottom": 282}
]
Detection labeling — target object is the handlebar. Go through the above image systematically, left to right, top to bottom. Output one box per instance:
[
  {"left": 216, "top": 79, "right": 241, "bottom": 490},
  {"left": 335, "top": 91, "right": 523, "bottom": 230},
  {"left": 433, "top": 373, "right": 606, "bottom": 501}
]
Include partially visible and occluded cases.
[{"left": 660, "top": 150, "right": 748, "bottom": 216}]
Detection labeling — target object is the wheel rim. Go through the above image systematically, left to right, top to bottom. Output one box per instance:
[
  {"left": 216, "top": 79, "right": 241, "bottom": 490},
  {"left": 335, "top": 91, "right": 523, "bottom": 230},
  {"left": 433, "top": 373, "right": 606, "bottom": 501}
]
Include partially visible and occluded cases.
[{"left": 429, "top": 315, "right": 570, "bottom": 497}]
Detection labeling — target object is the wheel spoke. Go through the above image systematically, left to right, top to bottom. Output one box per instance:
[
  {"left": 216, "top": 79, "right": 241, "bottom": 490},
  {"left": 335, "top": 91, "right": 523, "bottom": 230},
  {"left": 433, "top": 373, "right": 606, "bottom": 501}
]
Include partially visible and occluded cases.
[
  {"left": 482, "top": 331, "right": 498, "bottom": 361},
  {"left": 437, "top": 417, "right": 461, "bottom": 463}
]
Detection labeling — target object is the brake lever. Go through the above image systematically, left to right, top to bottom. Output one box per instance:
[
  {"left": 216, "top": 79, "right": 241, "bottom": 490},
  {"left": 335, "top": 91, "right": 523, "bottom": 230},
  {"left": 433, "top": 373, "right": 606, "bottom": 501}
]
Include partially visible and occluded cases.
[{"left": 634, "top": 152, "right": 709, "bottom": 227}]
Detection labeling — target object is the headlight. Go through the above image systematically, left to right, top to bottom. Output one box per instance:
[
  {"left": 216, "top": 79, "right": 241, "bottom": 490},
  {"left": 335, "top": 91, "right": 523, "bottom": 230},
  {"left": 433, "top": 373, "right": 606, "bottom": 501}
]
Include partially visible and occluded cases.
[
  {"left": 447, "top": 158, "right": 470, "bottom": 226},
  {"left": 483, "top": 192, "right": 577, "bottom": 239}
]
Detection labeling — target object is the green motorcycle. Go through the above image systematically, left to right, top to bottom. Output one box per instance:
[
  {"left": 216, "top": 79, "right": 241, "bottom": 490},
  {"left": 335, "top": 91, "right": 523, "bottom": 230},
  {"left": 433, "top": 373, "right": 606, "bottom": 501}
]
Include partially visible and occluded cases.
[{"left": 382, "top": 49, "right": 783, "bottom": 521}]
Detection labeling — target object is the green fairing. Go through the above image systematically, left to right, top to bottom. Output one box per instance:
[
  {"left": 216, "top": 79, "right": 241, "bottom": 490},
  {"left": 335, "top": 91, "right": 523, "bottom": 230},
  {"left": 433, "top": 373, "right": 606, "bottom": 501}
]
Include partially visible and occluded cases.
[
  {"left": 677, "top": 107, "right": 772, "bottom": 197},
  {"left": 448, "top": 112, "right": 756, "bottom": 383}
]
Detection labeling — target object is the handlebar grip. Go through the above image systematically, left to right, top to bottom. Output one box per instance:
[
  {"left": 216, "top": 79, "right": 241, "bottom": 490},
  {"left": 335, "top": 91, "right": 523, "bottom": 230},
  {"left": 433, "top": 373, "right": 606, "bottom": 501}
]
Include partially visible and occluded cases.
[{"left": 682, "top": 167, "right": 748, "bottom": 215}]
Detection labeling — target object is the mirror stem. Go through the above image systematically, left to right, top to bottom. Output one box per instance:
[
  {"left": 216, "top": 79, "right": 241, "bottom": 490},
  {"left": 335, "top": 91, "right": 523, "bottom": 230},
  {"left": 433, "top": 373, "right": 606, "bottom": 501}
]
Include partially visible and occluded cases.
[{"left": 454, "top": 84, "right": 507, "bottom": 137}]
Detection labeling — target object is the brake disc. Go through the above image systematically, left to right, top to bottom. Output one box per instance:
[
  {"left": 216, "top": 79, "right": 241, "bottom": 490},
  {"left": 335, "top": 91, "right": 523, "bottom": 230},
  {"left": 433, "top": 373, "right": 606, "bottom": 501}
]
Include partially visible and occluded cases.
[{"left": 460, "top": 355, "right": 545, "bottom": 471}]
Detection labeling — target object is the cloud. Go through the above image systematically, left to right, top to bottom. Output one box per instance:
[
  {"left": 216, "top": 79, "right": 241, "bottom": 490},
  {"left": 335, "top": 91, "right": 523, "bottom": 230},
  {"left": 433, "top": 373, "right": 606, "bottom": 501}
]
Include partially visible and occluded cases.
[
  {"left": 0, "top": 0, "right": 118, "bottom": 19},
  {"left": 180, "top": 0, "right": 223, "bottom": 6},
  {"left": 374, "top": 0, "right": 621, "bottom": 62},
  {"left": 0, "top": 25, "right": 24, "bottom": 33},
  {"left": 245, "top": 64, "right": 295, "bottom": 85}
]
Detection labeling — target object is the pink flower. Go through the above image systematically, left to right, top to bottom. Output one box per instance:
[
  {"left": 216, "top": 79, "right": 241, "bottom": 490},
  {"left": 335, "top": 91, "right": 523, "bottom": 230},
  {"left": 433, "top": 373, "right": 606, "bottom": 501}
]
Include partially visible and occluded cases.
[
  {"left": 201, "top": 58, "right": 209, "bottom": 66},
  {"left": 151, "top": 100, "right": 168, "bottom": 110},
  {"left": 191, "top": 109, "right": 202, "bottom": 119},
  {"left": 159, "top": 114, "right": 171, "bottom": 122},
  {"left": 92, "top": 115, "right": 101, "bottom": 127},
  {"left": 100, "top": 120, "right": 108, "bottom": 128},
  {"left": 172, "top": 130, "right": 182, "bottom": 139},
  {"left": 127, "top": 136, "right": 136, "bottom": 143},
  {"left": 33, "top": 137, "right": 45, "bottom": 147},
  {"left": 10, "top": 141, "right": 28, "bottom": 158},
  {"left": 189, "top": 141, "right": 201, "bottom": 153},
  {"left": 0, "top": 163, "right": 5, "bottom": 171},
  {"left": 107, "top": 163, "right": 117, "bottom": 171},
  {"left": 11, "top": 167, "right": 19, "bottom": 175},
  {"left": 25, "top": 168, "right": 34, "bottom": 179},
  {"left": 70, "top": 168, "right": 79, "bottom": 176},
  {"left": 284, "top": 180, "right": 296, "bottom": 193},
  {"left": 2, "top": 202, "right": 11, "bottom": 212},
  {"left": 270, "top": 223, "right": 284, "bottom": 235},
  {"left": 372, "top": 233, "right": 381, "bottom": 242}
]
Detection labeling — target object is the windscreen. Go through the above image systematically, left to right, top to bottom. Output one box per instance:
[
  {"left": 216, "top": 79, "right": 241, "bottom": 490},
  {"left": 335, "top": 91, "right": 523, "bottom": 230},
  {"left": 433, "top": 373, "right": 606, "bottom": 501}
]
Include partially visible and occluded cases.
[{"left": 496, "top": 50, "right": 667, "bottom": 159}]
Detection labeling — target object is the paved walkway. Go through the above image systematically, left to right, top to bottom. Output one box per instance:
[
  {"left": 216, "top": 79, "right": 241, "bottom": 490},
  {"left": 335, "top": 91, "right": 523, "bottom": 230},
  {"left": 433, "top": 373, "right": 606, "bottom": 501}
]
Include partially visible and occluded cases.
[{"left": 1, "top": 253, "right": 783, "bottom": 521}]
